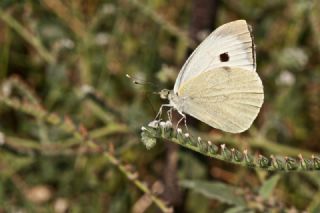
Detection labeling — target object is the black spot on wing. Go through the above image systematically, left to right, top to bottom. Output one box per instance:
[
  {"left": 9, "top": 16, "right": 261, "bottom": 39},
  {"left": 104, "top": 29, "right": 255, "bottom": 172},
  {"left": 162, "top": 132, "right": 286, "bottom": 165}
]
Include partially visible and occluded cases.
[{"left": 219, "top": 52, "right": 229, "bottom": 62}]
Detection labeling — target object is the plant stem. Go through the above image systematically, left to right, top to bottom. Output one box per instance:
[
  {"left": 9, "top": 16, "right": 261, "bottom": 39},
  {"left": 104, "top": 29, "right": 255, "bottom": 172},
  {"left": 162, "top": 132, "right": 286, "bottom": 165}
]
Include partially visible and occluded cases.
[
  {"left": 0, "top": 10, "right": 55, "bottom": 64},
  {"left": 0, "top": 94, "right": 171, "bottom": 212}
]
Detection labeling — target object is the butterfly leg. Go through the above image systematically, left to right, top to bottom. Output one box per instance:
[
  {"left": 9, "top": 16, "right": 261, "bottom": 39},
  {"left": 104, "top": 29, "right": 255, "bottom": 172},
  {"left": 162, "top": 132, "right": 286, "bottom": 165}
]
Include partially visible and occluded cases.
[
  {"left": 155, "top": 104, "right": 172, "bottom": 121},
  {"left": 167, "top": 108, "right": 173, "bottom": 121},
  {"left": 176, "top": 111, "right": 188, "bottom": 131},
  {"left": 183, "top": 115, "right": 188, "bottom": 131}
]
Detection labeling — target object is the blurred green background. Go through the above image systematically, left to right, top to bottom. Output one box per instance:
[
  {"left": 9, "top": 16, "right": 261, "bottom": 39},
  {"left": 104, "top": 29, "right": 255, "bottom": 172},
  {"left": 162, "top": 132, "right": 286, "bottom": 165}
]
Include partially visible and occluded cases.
[{"left": 0, "top": 0, "right": 320, "bottom": 212}]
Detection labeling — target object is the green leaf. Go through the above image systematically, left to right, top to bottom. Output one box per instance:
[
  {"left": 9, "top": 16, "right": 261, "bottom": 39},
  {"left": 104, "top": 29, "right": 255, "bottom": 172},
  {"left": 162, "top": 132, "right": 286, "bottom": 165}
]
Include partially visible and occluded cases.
[
  {"left": 258, "top": 174, "right": 281, "bottom": 199},
  {"left": 180, "top": 180, "right": 246, "bottom": 206}
]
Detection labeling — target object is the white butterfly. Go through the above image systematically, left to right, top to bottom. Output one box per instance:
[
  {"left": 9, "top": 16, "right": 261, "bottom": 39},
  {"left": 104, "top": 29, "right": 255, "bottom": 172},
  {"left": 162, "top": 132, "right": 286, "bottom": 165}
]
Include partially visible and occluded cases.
[{"left": 157, "top": 20, "right": 264, "bottom": 133}]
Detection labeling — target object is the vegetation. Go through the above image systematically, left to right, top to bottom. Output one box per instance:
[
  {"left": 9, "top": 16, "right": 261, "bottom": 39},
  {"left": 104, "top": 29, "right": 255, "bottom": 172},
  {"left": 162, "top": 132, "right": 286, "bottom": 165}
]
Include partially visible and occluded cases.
[{"left": 0, "top": 0, "right": 319, "bottom": 212}]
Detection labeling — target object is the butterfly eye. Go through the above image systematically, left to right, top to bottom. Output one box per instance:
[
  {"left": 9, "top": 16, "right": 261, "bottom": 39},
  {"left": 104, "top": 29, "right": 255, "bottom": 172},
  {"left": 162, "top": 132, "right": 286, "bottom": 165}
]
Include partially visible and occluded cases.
[
  {"left": 219, "top": 52, "right": 229, "bottom": 62},
  {"left": 159, "top": 89, "right": 170, "bottom": 99}
]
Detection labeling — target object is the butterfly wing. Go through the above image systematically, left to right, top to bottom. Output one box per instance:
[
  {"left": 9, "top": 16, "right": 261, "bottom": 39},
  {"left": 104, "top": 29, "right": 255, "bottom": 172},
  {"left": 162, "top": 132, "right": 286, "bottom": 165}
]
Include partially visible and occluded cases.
[
  {"left": 174, "top": 20, "right": 256, "bottom": 94},
  {"left": 178, "top": 67, "right": 263, "bottom": 133}
]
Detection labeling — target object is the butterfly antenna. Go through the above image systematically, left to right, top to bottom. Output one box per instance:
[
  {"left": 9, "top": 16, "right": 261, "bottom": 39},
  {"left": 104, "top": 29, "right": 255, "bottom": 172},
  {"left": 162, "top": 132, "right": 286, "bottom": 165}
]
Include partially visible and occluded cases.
[
  {"left": 126, "top": 74, "right": 160, "bottom": 90},
  {"left": 126, "top": 74, "right": 159, "bottom": 115}
]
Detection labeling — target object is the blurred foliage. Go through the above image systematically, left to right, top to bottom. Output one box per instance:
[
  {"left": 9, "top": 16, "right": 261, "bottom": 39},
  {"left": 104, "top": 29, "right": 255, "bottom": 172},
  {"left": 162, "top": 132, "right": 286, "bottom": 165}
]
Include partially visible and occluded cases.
[{"left": 0, "top": 0, "right": 319, "bottom": 212}]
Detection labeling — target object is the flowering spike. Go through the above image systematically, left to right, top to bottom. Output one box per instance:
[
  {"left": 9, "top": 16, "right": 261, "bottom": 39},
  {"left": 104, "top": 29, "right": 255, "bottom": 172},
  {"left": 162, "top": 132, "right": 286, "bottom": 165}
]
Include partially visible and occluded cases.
[{"left": 207, "top": 141, "right": 218, "bottom": 155}]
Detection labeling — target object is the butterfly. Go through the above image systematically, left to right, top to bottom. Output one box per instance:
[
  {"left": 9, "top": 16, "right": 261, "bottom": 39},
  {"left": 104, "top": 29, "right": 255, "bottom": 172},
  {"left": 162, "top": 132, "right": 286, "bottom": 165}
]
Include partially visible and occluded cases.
[{"left": 157, "top": 20, "right": 264, "bottom": 133}]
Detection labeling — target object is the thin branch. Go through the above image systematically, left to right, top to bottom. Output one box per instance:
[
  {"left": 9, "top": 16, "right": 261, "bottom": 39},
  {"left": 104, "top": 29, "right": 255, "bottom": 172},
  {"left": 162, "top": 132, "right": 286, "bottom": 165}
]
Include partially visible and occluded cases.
[
  {"left": 42, "top": 0, "right": 93, "bottom": 84},
  {"left": 42, "top": 0, "right": 87, "bottom": 38},
  {"left": 127, "top": 0, "right": 196, "bottom": 48},
  {"left": 0, "top": 10, "right": 55, "bottom": 64},
  {"left": 0, "top": 93, "right": 172, "bottom": 212},
  {"left": 141, "top": 121, "right": 320, "bottom": 172},
  {"left": 105, "top": 152, "right": 173, "bottom": 213}
]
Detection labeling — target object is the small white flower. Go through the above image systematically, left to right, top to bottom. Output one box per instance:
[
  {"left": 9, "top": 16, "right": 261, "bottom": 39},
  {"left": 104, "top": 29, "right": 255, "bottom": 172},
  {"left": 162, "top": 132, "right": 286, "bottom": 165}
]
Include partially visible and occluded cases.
[
  {"left": 101, "top": 4, "right": 116, "bottom": 15},
  {"left": 95, "top": 33, "right": 109, "bottom": 46},
  {"left": 59, "top": 38, "right": 74, "bottom": 49},
  {"left": 277, "top": 70, "right": 295, "bottom": 86},
  {"left": 2, "top": 82, "right": 12, "bottom": 97},
  {"left": 148, "top": 120, "right": 160, "bottom": 128},
  {"left": 165, "top": 120, "right": 172, "bottom": 128},
  {"left": 159, "top": 121, "right": 166, "bottom": 127},
  {"left": 141, "top": 126, "right": 147, "bottom": 131},
  {"left": 0, "top": 132, "right": 5, "bottom": 145}
]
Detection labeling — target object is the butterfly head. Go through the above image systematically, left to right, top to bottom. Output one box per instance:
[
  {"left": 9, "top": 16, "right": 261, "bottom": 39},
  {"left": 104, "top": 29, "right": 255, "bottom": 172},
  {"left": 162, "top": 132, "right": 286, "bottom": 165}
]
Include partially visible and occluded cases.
[{"left": 158, "top": 89, "right": 171, "bottom": 99}]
